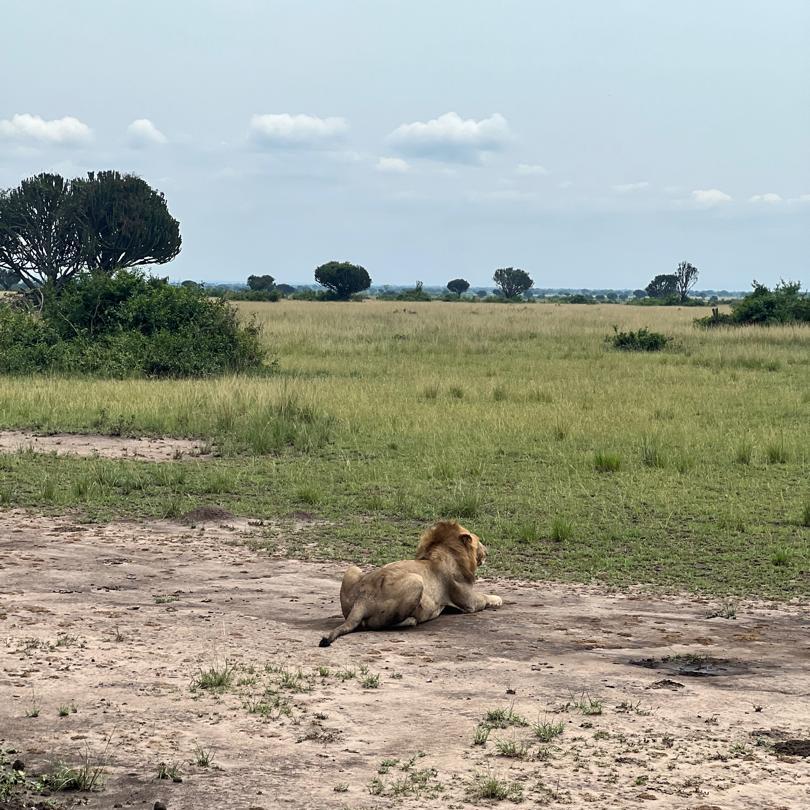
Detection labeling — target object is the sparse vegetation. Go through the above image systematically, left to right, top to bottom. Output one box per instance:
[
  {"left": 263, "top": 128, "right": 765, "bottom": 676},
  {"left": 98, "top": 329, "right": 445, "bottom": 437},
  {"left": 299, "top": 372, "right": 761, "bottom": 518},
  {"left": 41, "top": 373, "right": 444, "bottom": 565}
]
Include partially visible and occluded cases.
[{"left": 192, "top": 660, "right": 236, "bottom": 692}]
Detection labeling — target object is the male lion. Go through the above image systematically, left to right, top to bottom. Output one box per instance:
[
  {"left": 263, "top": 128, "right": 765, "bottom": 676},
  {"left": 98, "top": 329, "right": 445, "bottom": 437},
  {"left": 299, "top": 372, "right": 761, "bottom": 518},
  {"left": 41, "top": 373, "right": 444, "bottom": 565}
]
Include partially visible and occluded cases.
[{"left": 319, "top": 521, "right": 502, "bottom": 647}]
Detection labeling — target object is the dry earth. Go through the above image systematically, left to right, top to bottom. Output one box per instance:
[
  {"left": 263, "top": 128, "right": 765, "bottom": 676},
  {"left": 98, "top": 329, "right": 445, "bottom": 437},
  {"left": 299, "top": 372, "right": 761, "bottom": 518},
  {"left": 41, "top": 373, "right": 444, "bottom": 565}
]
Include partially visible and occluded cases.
[
  {"left": 0, "top": 431, "right": 212, "bottom": 462},
  {"left": 1, "top": 511, "right": 809, "bottom": 810}
]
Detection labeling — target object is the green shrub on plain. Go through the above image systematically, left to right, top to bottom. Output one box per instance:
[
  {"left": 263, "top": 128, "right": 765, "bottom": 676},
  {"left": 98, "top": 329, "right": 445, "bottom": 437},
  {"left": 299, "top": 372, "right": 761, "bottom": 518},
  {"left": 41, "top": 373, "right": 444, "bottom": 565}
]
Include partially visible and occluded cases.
[
  {"left": 0, "top": 270, "right": 266, "bottom": 378},
  {"left": 607, "top": 326, "right": 670, "bottom": 352}
]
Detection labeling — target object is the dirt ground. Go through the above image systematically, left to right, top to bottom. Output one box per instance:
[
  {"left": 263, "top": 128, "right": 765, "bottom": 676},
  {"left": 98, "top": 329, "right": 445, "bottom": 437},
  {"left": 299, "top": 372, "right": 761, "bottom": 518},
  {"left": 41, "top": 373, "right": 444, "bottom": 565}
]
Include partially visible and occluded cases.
[
  {"left": 0, "top": 431, "right": 212, "bottom": 462},
  {"left": 1, "top": 510, "right": 809, "bottom": 810}
]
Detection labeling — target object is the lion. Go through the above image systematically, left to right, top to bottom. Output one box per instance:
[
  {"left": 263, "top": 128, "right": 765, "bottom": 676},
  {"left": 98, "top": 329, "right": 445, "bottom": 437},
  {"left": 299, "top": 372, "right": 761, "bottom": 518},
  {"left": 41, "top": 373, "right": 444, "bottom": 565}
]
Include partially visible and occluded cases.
[{"left": 318, "top": 520, "right": 502, "bottom": 647}]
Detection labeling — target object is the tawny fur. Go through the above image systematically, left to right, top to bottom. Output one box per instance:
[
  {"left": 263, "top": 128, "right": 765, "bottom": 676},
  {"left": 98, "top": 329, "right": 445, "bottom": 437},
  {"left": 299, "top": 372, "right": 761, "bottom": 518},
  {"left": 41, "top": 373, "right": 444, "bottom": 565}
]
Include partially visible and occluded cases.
[{"left": 319, "top": 521, "right": 502, "bottom": 646}]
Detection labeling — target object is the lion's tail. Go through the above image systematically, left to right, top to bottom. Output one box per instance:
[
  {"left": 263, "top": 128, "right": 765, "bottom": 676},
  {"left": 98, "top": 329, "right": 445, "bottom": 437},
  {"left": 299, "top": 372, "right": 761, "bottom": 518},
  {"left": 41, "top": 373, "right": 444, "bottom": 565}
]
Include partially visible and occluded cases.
[{"left": 319, "top": 600, "right": 366, "bottom": 647}]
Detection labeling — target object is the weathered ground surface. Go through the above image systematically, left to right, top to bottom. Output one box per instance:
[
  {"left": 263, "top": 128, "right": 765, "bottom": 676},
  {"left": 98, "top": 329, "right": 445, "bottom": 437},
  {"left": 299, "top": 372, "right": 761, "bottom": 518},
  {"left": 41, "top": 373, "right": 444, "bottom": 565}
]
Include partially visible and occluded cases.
[
  {"left": 0, "top": 431, "right": 212, "bottom": 462},
  {"left": 1, "top": 511, "right": 808, "bottom": 809}
]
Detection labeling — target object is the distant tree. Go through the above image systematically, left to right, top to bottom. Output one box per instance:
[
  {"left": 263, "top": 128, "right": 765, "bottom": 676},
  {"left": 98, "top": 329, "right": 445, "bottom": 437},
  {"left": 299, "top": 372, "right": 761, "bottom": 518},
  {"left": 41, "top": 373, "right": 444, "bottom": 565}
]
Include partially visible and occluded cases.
[
  {"left": 72, "top": 171, "right": 181, "bottom": 273},
  {"left": 0, "top": 173, "right": 83, "bottom": 297},
  {"left": 314, "top": 260, "right": 371, "bottom": 299},
  {"left": 674, "top": 260, "right": 699, "bottom": 302},
  {"left": 0, "top": 267, "right": 21, "bottom": 290},
  {"left": 493, "top": 267, "right": 533, "bottom": 299},
  {"left": 247, "top": 274, "right": 275, "bottom": 291},
  {"left": 645, "top": 274, "right": 678, "bottom": 299},
  {"left": 447, "top": 278, "right": 470, "bottom": 297},
  {"left": 181, "top": 280, "right": 202, "bottom": 289},
  {"left": 275, "top": 283, "right": 296, "bottom": 296},
  {"left": 475, "top": 289, "right": 488, "bottom": 298},
  {"left": 632, "top": 289, "right": 647, "bottom": 299},
  {"left": 606, "top": 291, "right": 618, "bottom": 301}
]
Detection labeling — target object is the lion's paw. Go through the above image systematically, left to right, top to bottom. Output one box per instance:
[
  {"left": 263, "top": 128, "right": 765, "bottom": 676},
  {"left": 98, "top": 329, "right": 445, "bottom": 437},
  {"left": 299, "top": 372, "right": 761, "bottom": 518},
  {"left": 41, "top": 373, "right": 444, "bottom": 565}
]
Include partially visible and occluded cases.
[{"left": 487, "top": 595, "right": 503, "bottom": 608}]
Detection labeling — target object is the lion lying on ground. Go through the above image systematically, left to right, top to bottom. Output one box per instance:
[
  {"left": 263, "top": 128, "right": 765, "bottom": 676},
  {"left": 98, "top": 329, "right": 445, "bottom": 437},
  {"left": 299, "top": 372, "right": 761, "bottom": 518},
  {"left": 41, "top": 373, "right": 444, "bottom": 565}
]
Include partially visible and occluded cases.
[{"left": 319, "top": 520, "right": 502, "bottom": 646}]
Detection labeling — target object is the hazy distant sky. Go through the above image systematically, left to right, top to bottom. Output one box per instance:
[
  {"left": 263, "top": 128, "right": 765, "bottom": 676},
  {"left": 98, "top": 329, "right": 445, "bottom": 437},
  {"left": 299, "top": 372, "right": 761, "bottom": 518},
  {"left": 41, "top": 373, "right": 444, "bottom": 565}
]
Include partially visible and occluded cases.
[{"left": 1, "top": 0, "right": 808, "bottom": 288}]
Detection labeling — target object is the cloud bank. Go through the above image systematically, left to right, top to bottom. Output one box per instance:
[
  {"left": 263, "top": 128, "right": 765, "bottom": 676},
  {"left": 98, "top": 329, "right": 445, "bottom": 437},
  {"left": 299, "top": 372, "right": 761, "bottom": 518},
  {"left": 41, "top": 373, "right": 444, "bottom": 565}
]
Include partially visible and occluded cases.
[
  {"left": 388, "top": 112, "right": 510, "bottom": 163},
  {"left": 0, "top": 113, "right": 92, "bottom": 145},
  {"left": 249, "top": 113, "right": 349, "bottom": 148},
  {"left": 127, "top": 118, "right": 167, "bottom": 147}
]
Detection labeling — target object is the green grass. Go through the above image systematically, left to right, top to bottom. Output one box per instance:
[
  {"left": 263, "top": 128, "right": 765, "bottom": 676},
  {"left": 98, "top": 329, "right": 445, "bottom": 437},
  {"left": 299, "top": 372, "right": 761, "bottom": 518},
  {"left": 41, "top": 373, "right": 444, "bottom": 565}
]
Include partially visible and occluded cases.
[{"left": 0, "top": 301, "right": 807, "bottom": 599}]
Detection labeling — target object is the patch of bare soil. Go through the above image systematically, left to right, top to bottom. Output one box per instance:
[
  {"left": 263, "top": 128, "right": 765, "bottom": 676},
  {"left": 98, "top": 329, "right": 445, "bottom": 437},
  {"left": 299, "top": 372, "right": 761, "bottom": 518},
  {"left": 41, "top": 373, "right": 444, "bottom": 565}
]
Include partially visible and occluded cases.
[
  {"left": 0, "top": 430, "right": 212, "bottom": 462},
  {"left": 1, "top": 511, "right": 809, "bottom": 810}
]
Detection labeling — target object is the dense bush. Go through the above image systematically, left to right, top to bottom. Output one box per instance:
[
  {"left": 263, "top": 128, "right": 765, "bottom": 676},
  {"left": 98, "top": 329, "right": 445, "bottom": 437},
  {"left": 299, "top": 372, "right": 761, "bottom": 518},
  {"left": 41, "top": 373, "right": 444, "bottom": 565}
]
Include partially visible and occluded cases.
[
  {"left": 0, "top": 270, "right": 266, "bottom": 377},
  {"left": 695, "top": 280, "right": 809, "bottom": 327},
  {"left": 607, "top": 326, "right": 670, "bottom": 352}
]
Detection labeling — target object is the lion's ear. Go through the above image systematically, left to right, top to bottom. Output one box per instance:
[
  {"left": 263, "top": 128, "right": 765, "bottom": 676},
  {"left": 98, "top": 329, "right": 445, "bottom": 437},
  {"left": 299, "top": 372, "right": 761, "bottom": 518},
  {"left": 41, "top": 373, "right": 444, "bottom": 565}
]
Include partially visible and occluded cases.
[{"left": 459, "top": 532, "right": 473, "bottom": 545}]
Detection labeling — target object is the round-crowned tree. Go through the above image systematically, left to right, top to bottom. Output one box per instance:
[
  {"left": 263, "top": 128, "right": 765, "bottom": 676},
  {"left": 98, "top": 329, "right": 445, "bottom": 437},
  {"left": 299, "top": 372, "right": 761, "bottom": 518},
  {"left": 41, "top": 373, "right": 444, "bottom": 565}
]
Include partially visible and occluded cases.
[
  {"left": 72, "top": 170, "right": 181, "bottom": 273},
  {"left": 314, "top": 261, "right": 371, "bottom": 299},
  {"left": 493, "top": 267, "right": 533, "bottom": 299},
  {"left": 247, "top": 274, "right": 275, "bottom": 291},
  {"left": 447, "top": 278, "right": 470, "bottom": 297}
]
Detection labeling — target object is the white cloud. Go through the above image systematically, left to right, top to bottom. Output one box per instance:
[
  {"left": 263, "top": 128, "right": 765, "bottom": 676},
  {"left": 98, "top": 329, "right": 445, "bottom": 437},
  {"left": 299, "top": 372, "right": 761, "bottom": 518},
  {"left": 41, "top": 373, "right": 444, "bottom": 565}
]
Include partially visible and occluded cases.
[
  {"left": 388, "top": 112, "right": 510, "bottom": 163},
  {"left": 0, "top": 113, "right": 92, "bottom": 145},
  {"left": 249, "top": 113, "right": 349, "bottom": 148},
  {"left": 127, "top": 118, "right": 167, "bottom": 147},
  {"left": 376, "top": 156, "right": 410, "bottom": 173},
  {"left": 516, "top": 163, "right": 548, "bottom": 176},
  {"left": 558, "top": 180, "right": 573, "bottom": 189},
  {"left": 613, "top": 181, "right": 649, "bottom": 193},
  {"left": 691, "top": 188, "right": 732, "bottom": 207},
  {"left": 748, "top": 192, "right": 782, "bottom": 204},
  {"left": 791, "top": 193, "right": 810, "bottom": 203}
]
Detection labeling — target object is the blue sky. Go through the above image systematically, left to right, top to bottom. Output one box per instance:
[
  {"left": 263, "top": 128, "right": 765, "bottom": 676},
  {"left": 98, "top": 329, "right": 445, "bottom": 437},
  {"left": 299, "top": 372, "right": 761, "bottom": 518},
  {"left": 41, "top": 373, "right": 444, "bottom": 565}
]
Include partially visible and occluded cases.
[{"left": 1, "top": 0, "right": 808, "bottom": 289}]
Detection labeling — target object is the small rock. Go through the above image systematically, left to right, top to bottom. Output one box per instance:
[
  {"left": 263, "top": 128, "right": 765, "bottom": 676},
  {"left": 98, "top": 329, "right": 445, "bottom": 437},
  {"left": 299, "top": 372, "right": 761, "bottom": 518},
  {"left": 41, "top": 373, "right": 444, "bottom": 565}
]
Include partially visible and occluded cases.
[
  {"left": 11, "top": 759, "right": 25, "bottom": 771},
  {"left": 172, "top": 775, "right": 183, "bottom": 783},
  {"left": 154, "top": 802, "right": 167, "bottom": 810}
]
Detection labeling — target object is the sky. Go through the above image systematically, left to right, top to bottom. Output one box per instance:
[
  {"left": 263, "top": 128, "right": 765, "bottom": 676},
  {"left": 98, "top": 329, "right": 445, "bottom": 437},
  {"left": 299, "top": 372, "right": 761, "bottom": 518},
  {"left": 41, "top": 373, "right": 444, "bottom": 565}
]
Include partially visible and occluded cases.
[{"left": 1, "top": 0, "right": 808, "bottom": 290}]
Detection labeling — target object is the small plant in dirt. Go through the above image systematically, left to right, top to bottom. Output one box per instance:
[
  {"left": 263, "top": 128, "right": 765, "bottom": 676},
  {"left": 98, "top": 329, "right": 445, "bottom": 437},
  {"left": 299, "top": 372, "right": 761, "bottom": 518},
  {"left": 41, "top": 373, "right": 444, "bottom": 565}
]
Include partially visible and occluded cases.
[
  {"left": 607, "top": 326, "right": 670, "bottom": 352},
  {"left": 734, "top": 439, "right": 754, "bottom": 465},
  {"left": 594, "top": 451, "right": 622, "bottom": 473},
  {"left": 771, "top": 547, "right": 791, "bottom": 567},
  {"left": 153, "top": 594, "right": 178, "bottom": 604},
  {"left": 707, "top": 601, "right": 737, "bottom": 620},
  {"left": 192, "top": 659, "right": 236, "bottom": 692},
  {"left": 317, "top": 666, "right": 331, "bottom": 678},
  {"left": 336, "top": 667, "right": 356, "bottom": 681},
  {"left": 279, "top": 668, "right": 311, "bottom": 692},
  {"left": 361, "top": 673, "right": 380, "bottom": 689},
  {"left": 562, "top": 692, "right": 602, "bottom": 716},
  {"left": 616, "top": 700, "right": 652, "bottom": 716},
  {"left": 483, "top": 704, "right": 528, "bottom": 729},
  {"left": 25, "top": 705, "right": 40, "bottom": 718},
  {"left": 533, "top": 719, "right": 565, "bottom": 742},
  {"left": 473, "top": 724, "right": 491, "bottom": 746},
  {"left": 494, "top": 739, "right": 530, "bottom": 759},
  {"left": 193, "top": 745, "right": 213, "bottom": 767},
  {"left": 156, "top": 762, "right": 182, "bottom": 781},
  {"left": 468, "top": 772, "right": 523, "bottom": 802},
  {"left": 333, "top": 782, "right": 349, "bottom": 792}
]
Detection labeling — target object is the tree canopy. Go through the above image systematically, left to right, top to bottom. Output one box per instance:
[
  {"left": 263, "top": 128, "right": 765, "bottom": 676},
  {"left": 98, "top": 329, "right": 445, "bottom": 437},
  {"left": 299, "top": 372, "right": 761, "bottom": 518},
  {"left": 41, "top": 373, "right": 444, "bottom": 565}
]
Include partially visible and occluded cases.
[
  {"left": 73, "top": 170, "right": 181, "bottom": 273},
  {"left": 0, "top": 171, "right": 180, "bottom": 301},
  {"left": 0, "top": 173, "right": 84, "bottom": 295},
  {"left": 674, "top": 260, "right": 699, "bottom": 302},
  {"left": 314, "top": 261, "right": 371, "bottom": 299},
  {"left": 493, "top": 267, "right": 533, "bottom": 299},
  {"left": 645, "top": 273, "right": 678, "bottom": 299},
  {"left": 247, "top": 274, "right": 275, "bottom": 291},
  {"left": 447, "top": 278, "right": 470, "bottom": 297}
]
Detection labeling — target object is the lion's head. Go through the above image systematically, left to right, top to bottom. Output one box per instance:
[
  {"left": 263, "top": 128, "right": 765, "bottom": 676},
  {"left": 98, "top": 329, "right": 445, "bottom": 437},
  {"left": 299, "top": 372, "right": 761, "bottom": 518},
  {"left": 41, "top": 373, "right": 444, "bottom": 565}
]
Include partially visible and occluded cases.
[{"left": 414, "top": 520, "right": 486, "bottom": 581}]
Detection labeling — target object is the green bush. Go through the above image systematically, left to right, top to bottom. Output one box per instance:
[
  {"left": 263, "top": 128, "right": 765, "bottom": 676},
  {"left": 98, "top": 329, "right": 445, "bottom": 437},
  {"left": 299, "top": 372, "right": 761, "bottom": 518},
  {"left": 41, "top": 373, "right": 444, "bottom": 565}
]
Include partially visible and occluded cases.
[
  {"left": 0, "top": 270, "right": 267, "bottom": 378},
  {"left": 696, "top": 281, "right": 809, "bottom": 327},
  {"left": 607, "top": 326, "right": 670, "bottom": 351}
]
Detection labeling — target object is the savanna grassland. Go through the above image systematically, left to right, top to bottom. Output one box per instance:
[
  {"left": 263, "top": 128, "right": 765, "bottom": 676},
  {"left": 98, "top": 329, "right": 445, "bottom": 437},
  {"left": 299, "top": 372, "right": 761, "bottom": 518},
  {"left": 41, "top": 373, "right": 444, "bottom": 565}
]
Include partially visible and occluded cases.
[{"left": 0, "top": 301, "right": 808, "bottom": 598}]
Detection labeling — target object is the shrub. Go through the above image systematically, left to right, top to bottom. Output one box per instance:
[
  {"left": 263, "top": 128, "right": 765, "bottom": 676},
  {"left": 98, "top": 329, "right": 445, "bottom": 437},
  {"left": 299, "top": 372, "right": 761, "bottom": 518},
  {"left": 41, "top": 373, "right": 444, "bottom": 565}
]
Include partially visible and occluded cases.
[
  {"left": 0, "top": 269, "right": 266, "bottom": 378},
  {"left": 696, "top": 280, "right": 809, "bottom": 327},
  {"left": 608, "top": 326, "right": 670, "bottom": 352}
]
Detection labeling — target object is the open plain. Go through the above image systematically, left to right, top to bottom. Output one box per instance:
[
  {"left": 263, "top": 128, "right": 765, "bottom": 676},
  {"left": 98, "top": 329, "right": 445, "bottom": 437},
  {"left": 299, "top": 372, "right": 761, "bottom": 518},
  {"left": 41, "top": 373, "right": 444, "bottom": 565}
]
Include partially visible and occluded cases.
[{"left": 1, "top": 301, "right": 808, "bottom": 807}]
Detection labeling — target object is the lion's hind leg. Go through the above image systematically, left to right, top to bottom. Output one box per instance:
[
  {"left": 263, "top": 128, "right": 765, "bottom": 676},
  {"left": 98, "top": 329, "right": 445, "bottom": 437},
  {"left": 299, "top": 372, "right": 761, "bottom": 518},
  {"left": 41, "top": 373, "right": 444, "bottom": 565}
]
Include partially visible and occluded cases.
[
  {"left": 340, "top": 565, "right": 364, "bottom": 618},
  {"left": 364, "top": 573, "right": 424, "bottom": 630}
]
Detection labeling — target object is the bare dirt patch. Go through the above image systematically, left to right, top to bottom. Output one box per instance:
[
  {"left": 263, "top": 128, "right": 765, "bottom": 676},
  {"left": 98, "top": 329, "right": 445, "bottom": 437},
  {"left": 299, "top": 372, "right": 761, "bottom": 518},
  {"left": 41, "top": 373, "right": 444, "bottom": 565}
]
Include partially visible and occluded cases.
[
  {"left": 0, "top": 430, "right": 213, "bottom": 462},
  {"left": 1, "top": 511, "right": 809, "bottom": 809}
]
